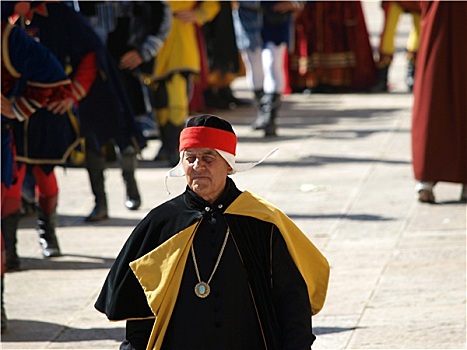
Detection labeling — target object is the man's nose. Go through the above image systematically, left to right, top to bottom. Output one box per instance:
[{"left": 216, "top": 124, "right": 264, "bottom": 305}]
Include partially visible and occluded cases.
[{"left": 193, "top": 158, "right": 205, "bottom": 170}]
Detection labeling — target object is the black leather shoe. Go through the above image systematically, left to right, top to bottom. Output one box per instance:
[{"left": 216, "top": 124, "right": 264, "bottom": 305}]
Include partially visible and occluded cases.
[
  {"left": 125, "top": 197, "right": 141, "bottom": 210},
  {"left": 85, "top": 205, "right": 109, "bottom": 222}
]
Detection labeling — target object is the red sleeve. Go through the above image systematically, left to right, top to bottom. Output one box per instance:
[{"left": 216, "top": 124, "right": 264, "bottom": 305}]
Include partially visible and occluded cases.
[{"left": 70, "top": 51, "right": 98, "bottom": 102}]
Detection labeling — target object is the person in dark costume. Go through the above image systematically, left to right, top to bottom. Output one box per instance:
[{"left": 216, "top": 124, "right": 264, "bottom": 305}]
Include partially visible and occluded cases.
[
  {"left": 1, "top": 1, "right": 72, "bottom": 330},
  {"left": 8, "top": 1, "right": 111, "bottom": 258},
  {"left": 77, "top": 1, "right": 172, "bottom": 221},
  {"left": 198, "top": 1, "right": 249, "bottom": 111},
  {"left": 1, "top": 2, "right": 74, "bottom": 270},
  {"left": 95, "top": 114, "right": 330, "bottom": 350}
]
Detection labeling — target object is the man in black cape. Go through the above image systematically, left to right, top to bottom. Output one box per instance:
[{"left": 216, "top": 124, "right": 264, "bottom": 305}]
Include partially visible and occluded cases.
[{"left": 95, "top": 114, "right": 330, "bottom": 350}]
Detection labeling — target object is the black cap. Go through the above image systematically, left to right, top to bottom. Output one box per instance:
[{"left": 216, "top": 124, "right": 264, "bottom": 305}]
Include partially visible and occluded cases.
[{"left": 185, "top": 114, "right": 235, "bottom": 134}]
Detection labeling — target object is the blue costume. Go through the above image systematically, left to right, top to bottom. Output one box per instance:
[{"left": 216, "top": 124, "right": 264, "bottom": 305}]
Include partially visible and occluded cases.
[
  {"left": 14, "top": 2, "right": 146, "bottom": 167},
  {"left": 17, "top": 2, "right": 147, "bottom": 225},
  {"left": 1, "top": 10, "right": 72, "bottom": 272},
  {"left": 1, "top": 20, "right": 71, "bottom": 188}
]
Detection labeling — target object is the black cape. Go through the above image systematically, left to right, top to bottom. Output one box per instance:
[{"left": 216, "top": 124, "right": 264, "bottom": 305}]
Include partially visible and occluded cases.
[{"left": 95, "top": 178, "right": 329, "bottom": 349}]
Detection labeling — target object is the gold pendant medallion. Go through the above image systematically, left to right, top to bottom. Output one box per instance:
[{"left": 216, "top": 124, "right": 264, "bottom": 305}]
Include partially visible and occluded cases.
[{"left": 194, "top": 282, "right": 210, "bottom": 298}]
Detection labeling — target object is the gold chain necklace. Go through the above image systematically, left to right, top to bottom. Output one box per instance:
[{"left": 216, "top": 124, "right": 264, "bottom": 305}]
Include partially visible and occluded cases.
[{"left": 191, "top": 227, "right": 230, "bottom": 298}]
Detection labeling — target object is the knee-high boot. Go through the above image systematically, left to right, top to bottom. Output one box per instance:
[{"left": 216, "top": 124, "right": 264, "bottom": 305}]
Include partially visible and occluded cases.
[
  {"left": 253, "top": 89, "right": 264, "bottom": 107},
  {"left": 252, "top": 92, "right": 280, "bottom": 137},
  {"left": 153, "top": 122, "right": 167, "bottom": 161},
  {"left": 154, "top": 122, "right": 183, "bottom": 167},
  {"left": 164, "top": 122, "right": 183, "bottom": 167},
  {"left": 120, "top": 145, "right": 141, "bottom": 210},
  {"left": 85, "top": 146, "right": 108, "bottom": 222},
  {"left": 37, "top": 195, "right": 61, "bottom": 258},
  {"left": 1, "top": 211, "right": 21, "bottom": 271}
]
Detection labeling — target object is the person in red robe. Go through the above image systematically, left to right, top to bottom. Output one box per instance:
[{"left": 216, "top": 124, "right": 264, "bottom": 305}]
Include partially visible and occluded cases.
[
  {"left": 288, "top": 1, "right": 376, "bottom": 93},
  {"left": 411, "top": 1, "right": 467, "bottom": 203}
]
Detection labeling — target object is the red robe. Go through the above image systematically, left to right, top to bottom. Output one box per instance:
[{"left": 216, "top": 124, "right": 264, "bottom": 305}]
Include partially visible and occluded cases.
[
  {"left": 288, "top": 1, "right": 376, "bottom": 92},
  {"left": 411, "top": 1, "right": 467, "bottom": 184}
]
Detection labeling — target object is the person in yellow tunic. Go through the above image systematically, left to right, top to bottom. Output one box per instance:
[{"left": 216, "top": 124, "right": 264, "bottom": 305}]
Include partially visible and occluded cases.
[
  {"left": 146, "top": 1, "right": 220, "bottom": 167},
  {"left": 95, "top": 114, "right": 330, "bottom": 350}
]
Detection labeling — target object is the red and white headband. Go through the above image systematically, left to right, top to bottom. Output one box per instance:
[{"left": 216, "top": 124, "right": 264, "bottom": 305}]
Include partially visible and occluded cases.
[{"left": 166, "top": 125, "right": 277, "bottom": 180}]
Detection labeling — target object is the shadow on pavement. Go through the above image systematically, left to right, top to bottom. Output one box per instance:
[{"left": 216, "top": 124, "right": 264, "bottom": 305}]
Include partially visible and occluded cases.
[
  {"left": 288, "top": 213, "right": 394, "bottom": 222},
  {"left": 18, "top": 215, "right": 142, "bottom": 229},
  {"left": 10, "top": 254, "right": 115, "bottom": 271},
  {"left": 1, "top": 319, "right": 124, "bottom": 343},
  {"left": 314, "top": 326, "right": 359, "bottom": 335}
]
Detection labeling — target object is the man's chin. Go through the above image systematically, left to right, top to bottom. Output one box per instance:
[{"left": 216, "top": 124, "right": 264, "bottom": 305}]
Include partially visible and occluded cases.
[{"left": 191, "top": 182, "right": 208, "bottom": 194}]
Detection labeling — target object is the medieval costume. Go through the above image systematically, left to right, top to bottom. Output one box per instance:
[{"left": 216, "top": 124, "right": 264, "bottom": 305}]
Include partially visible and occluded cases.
[
  {"left": 8, "top": 1, "right": 147, "bottom": 259},
  {"left": 77, "top": 1, "right": 172, "bottom": 220},
  {"left": 146, "top": 1, "right": 220, "bottom": 166},
  {"left": 195, "top": 1, "right": 246, "bottom": 111},
  {"left": 234, "top": 1, "right": 303, "bottom": 137},
  {"left": 288, "top": 1, "right": 376, "bottom": 93},
  {"left": 411, "top": 1, "right": 467, "bottom": 203},
  {"left": 1, "top": 13, "right": 71, "bottom": 271},
  {"left": 1, "top": 19, "right": 71, "bottom": 190},
  {"left": 95, "top": 114, "right": 330, "bottom": 350}
]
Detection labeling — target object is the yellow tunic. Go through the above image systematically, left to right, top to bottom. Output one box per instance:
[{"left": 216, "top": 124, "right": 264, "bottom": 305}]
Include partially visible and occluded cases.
[{"left": 151, "top": 1, "right": 220, "bottom": 81}]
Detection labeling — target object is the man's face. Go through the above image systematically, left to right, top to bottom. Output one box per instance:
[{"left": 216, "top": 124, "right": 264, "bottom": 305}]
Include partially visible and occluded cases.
[{"left": 182, "top": 148, "right": 232, "bottom": 203}]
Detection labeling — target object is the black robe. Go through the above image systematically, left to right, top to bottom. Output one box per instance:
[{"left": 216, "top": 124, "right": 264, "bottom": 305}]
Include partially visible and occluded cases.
[{"left": 95, "top": 178, "right": 329, "bottom": 349}]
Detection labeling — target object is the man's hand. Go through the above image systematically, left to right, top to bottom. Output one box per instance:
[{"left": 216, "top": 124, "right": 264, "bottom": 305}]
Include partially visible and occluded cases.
[
  {"left": 174, "top": 9, "right": 197, "bottom": 23},
  {"left": 119, "top": 50, "right": 143, "bottom": 71},
  {"left": 1, "top": 93, "right": 16, "bottom": 119},
  {"left": 47, "top": 97, "right": 74, "bottom": 115}
]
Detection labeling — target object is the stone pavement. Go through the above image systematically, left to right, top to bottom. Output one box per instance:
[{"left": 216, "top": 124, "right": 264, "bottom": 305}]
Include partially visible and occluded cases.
[{"left": 1, "top": 2, "right": 466, "bottom": 349}]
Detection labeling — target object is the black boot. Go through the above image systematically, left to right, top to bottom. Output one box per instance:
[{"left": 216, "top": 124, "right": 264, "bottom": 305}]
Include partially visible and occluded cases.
[
  {"left": 406, "top": 60, "right": 415, "bottom": 92},
  {"left": 371, "top": 66, "right": 389, "bottom": 92},
  {"left": 217, "top": 87, "right": 252, "bottom": 108},
  {"left": 253, "top": 89, "right": 264, "bottom": 107},
  {"left": 251, "top": 90, "right": 266, "bottom": 130},
  {"left": 252, "top": 93, "right": 280, "bottom": 137},
  {"left": 154, "top": 122, "right": 183, "bottom": 167},
  {"left": 165, "top": 123, "right": 183, "bottom": 167},
  {"left": 153, "top": 124, "right": 166, "bottom": 162},
  {"left": 120, "top": 145, "right": 141, "bottom": 210},
  {"left": 85, "top": 146, "right": 108, "bottom": 222},
  {"left": 37, "top": 206, "right": 61, "bottom": 258},
  {"left": 1, "top": 211, "right": 21, "bottom": 272},
  {"left": 1, "top": 275, "right": 7, "bottom": 333}
]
